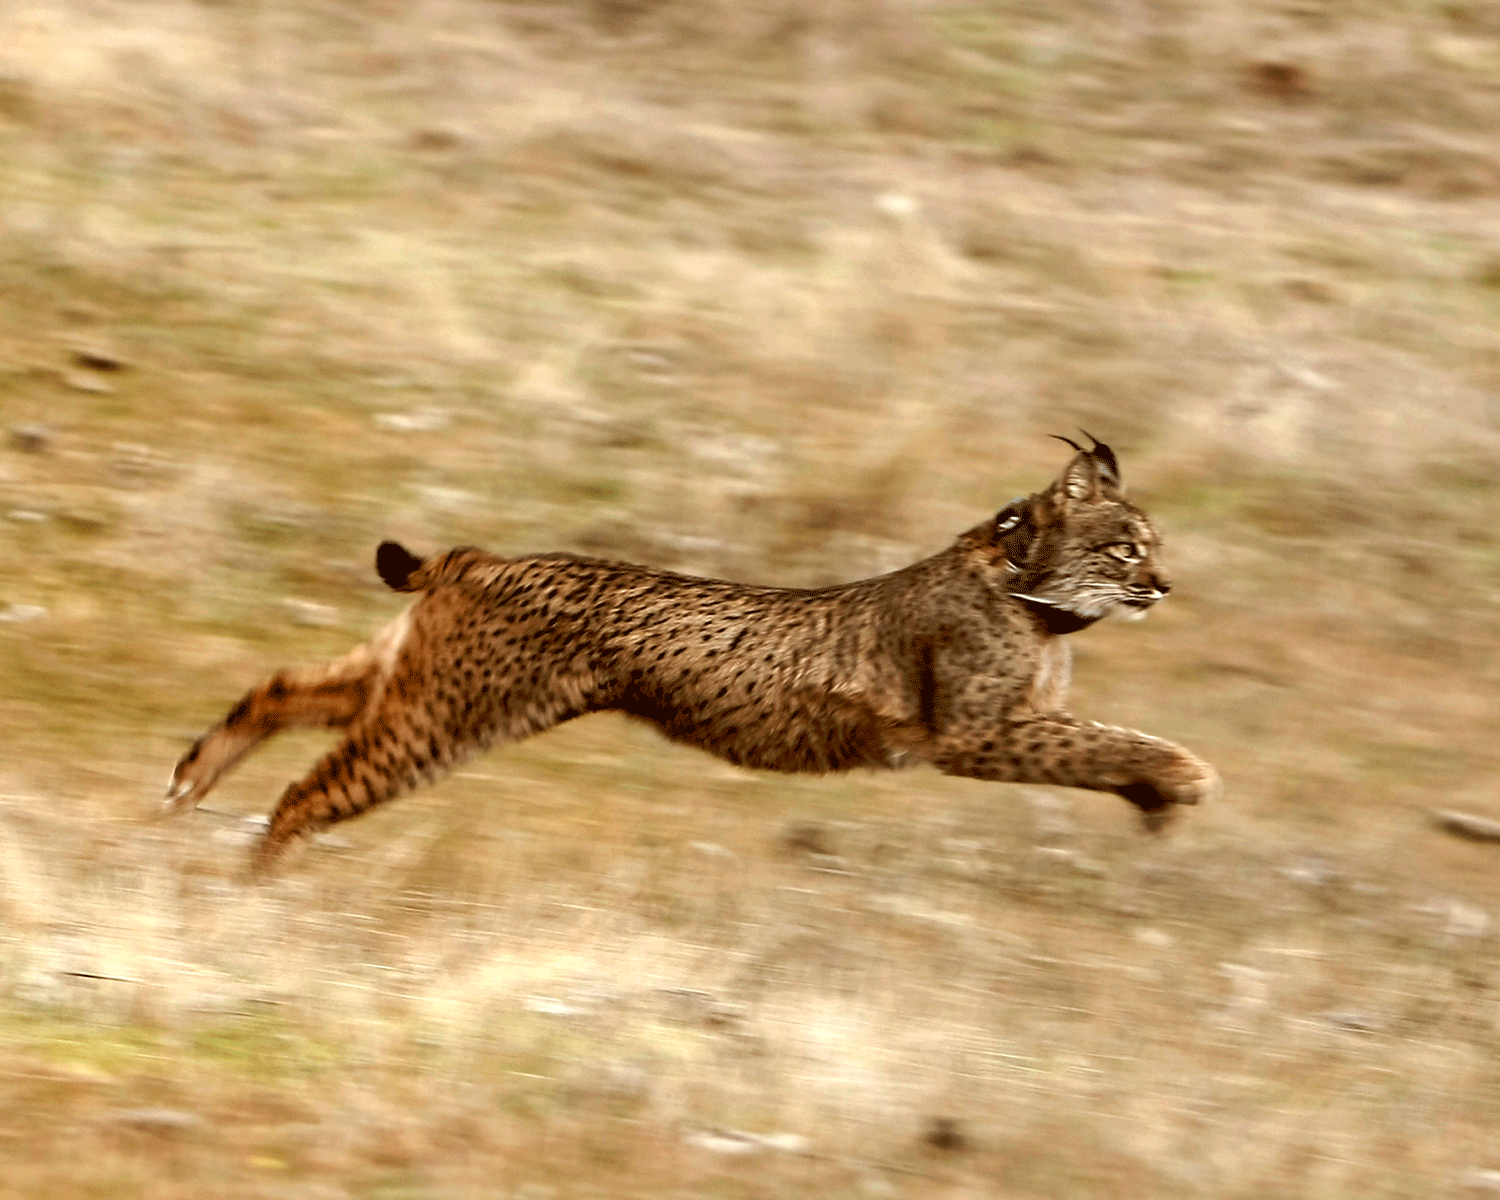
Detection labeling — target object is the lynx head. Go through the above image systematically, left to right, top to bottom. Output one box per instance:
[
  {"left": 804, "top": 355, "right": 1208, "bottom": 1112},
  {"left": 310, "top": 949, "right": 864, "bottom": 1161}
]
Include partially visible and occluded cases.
[{"left": 991, "top": 435, "right": 1170, "bottom": 632}]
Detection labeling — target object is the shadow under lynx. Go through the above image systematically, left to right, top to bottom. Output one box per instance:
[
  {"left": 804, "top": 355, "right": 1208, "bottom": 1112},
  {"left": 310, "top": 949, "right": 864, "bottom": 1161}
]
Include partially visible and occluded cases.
[{"left": 168, "top": 438, "right": 1219, "bottom": 871}]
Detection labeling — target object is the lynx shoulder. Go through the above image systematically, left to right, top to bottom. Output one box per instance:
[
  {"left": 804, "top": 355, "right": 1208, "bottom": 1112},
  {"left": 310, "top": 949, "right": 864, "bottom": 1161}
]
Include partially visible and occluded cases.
[{"left": 168, "top": 437, "right": 1219, "bottom": 870}]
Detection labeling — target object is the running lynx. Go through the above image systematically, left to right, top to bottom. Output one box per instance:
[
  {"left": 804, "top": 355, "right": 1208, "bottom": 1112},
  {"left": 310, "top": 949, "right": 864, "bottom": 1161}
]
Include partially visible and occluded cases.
[{"left": 168, "top": 436, "right": 1219, "bottom": 869}]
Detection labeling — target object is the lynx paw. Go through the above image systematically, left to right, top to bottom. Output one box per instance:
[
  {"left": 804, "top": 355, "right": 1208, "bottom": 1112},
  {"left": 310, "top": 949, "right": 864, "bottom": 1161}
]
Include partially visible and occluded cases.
[
  {"left": 1117, "top": 762, "right": 1220, "bottom": 832},
  {"left": 1173, "top": 767, "right": 1221, "bottom": 808}
]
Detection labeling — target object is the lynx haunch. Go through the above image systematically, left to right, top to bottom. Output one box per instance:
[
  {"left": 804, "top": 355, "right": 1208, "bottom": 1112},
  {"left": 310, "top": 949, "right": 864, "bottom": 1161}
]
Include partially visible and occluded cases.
[{"left": 168, "top": 437, "right": 1220, "bottom": 870}]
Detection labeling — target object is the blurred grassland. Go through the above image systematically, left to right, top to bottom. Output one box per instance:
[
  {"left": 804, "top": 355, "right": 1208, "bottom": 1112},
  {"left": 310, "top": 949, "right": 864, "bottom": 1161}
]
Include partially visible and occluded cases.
[{"left": 2, "top": 0, "right": 1500, "bottom": 1196}]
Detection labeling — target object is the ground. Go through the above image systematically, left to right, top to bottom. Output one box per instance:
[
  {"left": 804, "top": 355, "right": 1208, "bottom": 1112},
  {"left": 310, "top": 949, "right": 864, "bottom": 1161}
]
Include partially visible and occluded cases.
[{"left": 1, "top": 1, "right": 1499, "bottom": 1196}]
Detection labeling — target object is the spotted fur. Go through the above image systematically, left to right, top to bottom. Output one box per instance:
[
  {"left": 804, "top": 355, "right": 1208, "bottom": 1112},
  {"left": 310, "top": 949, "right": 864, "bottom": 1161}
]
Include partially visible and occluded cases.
[{"left": 167, "top": 440, "right": 1219, "bottom": 871}]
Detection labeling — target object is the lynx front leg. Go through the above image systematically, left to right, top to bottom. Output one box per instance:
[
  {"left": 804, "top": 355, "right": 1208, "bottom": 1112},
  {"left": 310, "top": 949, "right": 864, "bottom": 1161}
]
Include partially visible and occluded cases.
[{"left": 930, "top": 714, "right": 1219, "bottom": 830}]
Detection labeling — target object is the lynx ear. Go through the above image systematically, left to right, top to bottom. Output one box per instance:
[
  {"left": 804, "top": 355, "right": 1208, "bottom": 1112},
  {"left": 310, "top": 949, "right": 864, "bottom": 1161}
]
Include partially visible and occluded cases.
[{"left": 1050, "top": 431, "right": 1123, "bottom": 502}]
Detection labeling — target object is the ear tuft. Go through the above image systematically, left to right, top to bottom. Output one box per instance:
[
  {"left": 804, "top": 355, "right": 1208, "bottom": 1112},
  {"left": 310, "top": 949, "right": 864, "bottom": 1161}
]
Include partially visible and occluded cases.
[{"left": 1051, "top": 432, "right": 1124, "bottom": 502}]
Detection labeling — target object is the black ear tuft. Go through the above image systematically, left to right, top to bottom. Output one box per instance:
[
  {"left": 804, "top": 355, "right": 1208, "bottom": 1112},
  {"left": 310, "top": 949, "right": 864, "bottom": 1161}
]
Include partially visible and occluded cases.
[
  {"left": 1078, "top": 429, "right": 1120, "bottom": 486},
  {"left": 375, "top": 541, "right": 425, "bottom": 591}
]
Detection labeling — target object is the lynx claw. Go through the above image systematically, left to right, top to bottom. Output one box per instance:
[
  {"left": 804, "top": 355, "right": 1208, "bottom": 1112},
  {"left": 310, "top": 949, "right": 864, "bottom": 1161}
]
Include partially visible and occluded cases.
[
  {"left": 163, "top": 734, "right": 218, "bottom": 814},
  {"left": 163, "top": 759, "right": 209, "bottom": 815},
  {"left": 163, "top": 774, "right": 194, "bottom": 813}
]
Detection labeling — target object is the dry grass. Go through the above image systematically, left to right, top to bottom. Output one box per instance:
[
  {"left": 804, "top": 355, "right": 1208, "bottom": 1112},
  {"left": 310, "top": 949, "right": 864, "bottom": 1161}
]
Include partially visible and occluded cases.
[{"left": 2, "top": 1, "right": 1500, "bottom": 1196}]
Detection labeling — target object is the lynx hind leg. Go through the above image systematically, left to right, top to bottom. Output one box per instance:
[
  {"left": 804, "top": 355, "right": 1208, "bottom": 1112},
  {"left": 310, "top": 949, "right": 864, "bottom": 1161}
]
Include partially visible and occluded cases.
[
  {"left": 165, "top": 615, "right": 408, "bottom": 814},
  {"left": 249, "top": 663, "right": 604, "bottom": 872},
  {"left": 249, "top": 712, "right": 467, "bottom": 873}
]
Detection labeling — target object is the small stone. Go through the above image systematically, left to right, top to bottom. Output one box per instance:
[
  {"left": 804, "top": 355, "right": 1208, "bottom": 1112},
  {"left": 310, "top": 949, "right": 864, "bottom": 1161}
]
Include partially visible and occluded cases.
[
  {"left": 1429, "top": 35, "right": 1498, "bottom": 71},
  {"left": 1243, "top": 60, "right": 1313, "bottom": 101},
  {"left": 410, "top": 128, "right": 464, "bottom": 151},
  {"left": 874, "top": 192, "right": 919, "bottom": 219},
  {"left": 1281, "top": 277, "right": 1341, "bottom": 304},
  {"left": 60, "top": 300, "right": 104, "bottom": 322},
  {"left": 70, "top": 346, "right": 126, "bottom": 371},
  {"left": 626, "top": 350, "right": 673, "bottom": 372},
  {"left": 1277, "top": 361, "right": 1338, "bottom": 391},
  {"left": 60, "top": 369, "right": 113, "bottom": 393},
  {"left": 375, "top": 408, "right": 449, "bottom": 433},
  {"left": 8, "top": 424, "right": 51, "bottom": 453},
  {"left": 109, "top": 442, "right": 177, "bottom": 486},
  {"left": 413, "top": 484, "right": 477, "bottom": 511},
  {"left": 56, "top": 506, "right": 110, "bottom": 532},
  {"left": 281, "top": 599, "right": 340, "bottom": 628},
  {"left": 1025, "top": 789, "right": 1076, "bottom": 844},
  {"left": 1433, "top": 809, "right": 1500, "bottom": 843},
  {"left": 199, "top": 812, "right": 270, "bottom": 845},
  {"left": 780, "top": 820, "right": 833, "bottom": 856},
  {"left": 210, "top": 825, "right": 262, "bottom": 847},
  {"left": 1035, "top": 846, "right": 1106, "bottom": 876},
  {"left": 1280, "top": 857, "right": 1338, "bottom": 887},
  {"left": 864, "top": 893, "right": 970, "bottom": 928},
  {"left": 1444, "top": 899, "right": 1492, "bottom": 939},
  {"left": 1221, "top": 963, "right": 1270, "bottom": 1008},
  {"left": 522, "top": 996, "right": 584, "bottom": 1017},
  {"left": 703, "top": 999, "right": 746, "bottom": 1027},
  {"left": 1324, "top": 1009, "right": 1382, "bottom": 1033},
  {"left": 588, "top": 1060, "right": 652, "bottom": 1103},
  {"left": 106, "top": 1108, "right": 206, "bottom": 1133},
  {"left": 923, "top": 1116, "right": 966, "bottom": 1152},
  {"left": 683, "top": 1128, "right": 806, "bottom": 1155},
  {"left": 684, "top": 1129, "right": 760, "bottom": 1156},
  {"left": 756, "top": 1132, "right": 809, "bottom": 1153},
  {"left": 1461, "top": 1167, "right": 1500, "bottom": 1193}
]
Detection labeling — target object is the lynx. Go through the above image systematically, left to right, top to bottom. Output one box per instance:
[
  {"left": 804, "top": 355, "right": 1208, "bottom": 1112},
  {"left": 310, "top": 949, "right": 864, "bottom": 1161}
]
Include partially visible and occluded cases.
[{"left": 168, "top": 436, "right": 1219, "bottom": 870}]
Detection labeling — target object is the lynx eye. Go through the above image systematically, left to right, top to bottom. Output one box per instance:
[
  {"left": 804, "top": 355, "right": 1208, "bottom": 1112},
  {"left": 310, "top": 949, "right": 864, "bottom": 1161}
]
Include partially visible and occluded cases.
[{"left": 1105, "top": 542, "right": 1144, "bottom": 562}]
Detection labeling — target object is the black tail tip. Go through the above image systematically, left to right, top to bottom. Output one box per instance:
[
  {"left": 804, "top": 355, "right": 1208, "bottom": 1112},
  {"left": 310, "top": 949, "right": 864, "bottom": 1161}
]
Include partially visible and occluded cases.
[{"left": 375, "top": 541, "right": 424, "bottom": 591}]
